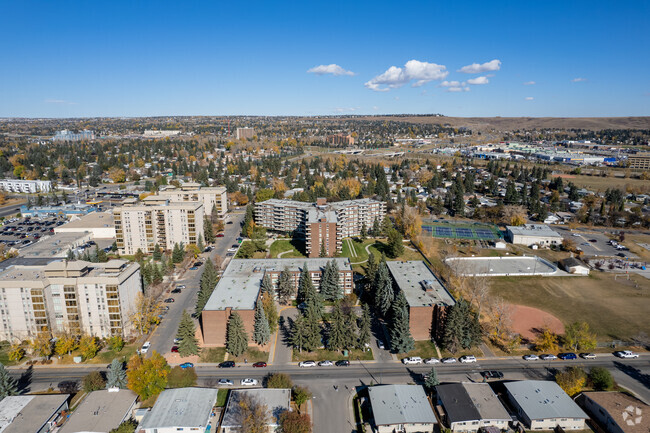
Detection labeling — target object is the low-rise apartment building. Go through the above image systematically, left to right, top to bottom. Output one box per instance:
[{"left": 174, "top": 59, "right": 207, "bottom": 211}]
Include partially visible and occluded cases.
[
  {"left": 627, "top": 152, "right": 650, "bottom": 170},
  {"left": 0, "top": 179, "right": 52, "bottom": 194},
  {"left": 255, "top": 198, "right": 385, "bottom": 257},
  {"left": 114, "top": 200, "right": 204, "bottom": 254},
  {"left": 0, "top": 259, "right": 141, "bottom": 341},
  {"left": 436, "top": 383, "right": 511, "bottom": 433},
  {"left": 368, "top": 385, "right": 437, "bottom": 433},
  {"left": 582, "top": 391, "right": 648, "bottom": 433}
]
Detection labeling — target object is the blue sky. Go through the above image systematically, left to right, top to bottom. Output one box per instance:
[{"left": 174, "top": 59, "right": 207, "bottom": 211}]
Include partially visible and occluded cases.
[{"left": 1, "top": 0, "right": 648, "bottom": 118}]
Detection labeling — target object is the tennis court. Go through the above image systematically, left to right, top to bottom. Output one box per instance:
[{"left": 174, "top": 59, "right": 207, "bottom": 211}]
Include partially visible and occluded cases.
[{"left": 422, "top": 221, "right": 502, "bottom": 240}]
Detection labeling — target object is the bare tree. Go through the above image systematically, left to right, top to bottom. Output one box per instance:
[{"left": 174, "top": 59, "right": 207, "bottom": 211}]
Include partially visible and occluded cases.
[
  {"left": 467, "top": 276, "right": 490, "bottom": 316},
  {"left": 490, "top": 296, "right": 513, "bottom": 340},
  {"left": 232, "top": 392, "right": 270, "bottom": 433}
]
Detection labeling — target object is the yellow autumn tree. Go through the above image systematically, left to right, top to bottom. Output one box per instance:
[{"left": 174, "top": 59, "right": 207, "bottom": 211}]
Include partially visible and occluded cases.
[
  {"left": 130, "top": 293, "right": 162, "bottom": 335},
  {"left": 535, "top": 327, "right": 559, "bottom": 352},
  {"left": 126, "top": 351, "right": 170, "bottom": 400},
  {"left": 555, "top": 367, "right": 586, "bottom": 396}
]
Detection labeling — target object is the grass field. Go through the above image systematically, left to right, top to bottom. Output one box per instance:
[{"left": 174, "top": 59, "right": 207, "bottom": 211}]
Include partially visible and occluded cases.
[
  {"left": 564, "top": 174, "right": 650, "bottom": 194},
  {"left": 340, "top": 238, "right": 425, "bottom": 264},
  {"left": 269, "top": 239, "right": 306, "bottom": 258},
  {"left": 490, "top": 271, "right": 650, "bottom": 340},
  {"left": 199, "top": 347, "right": 268, "bottom": 363}
]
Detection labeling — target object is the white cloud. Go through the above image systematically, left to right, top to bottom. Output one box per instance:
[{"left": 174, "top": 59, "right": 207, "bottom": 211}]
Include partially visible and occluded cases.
[
  {"left": 458, "top": 59, "right": 501, "bottom": 73},
  {"left": 364, "top": 60, "right": 448, "bottom": 91},
  {"left": 307, "top": 64, "right": 355, "bottom": 76},
  {"left": 467, "top": 76, "right": 489, "bottom": 85},
  {"left": 572, "top": 77, "right": 587, "bottom": 82},
  {"left": 440, "top": 80, "right": 463, "bottom": 87},
  {"left": 523, "top": 81, "right": 536, "bottom": 85},
  {"left": 446, "top": 86, "right": 470, "bottom": 93},
  {"left": 525, "top": 96, "right": 534, "bottom": 101},
  {"left": 333, "top": 107, "right": 359, "bottom": 113}
]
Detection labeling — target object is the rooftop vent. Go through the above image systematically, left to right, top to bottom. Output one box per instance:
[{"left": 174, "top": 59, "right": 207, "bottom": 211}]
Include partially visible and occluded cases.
[{"left": 420, "top": 280, "right": 436, "bottom": 292}]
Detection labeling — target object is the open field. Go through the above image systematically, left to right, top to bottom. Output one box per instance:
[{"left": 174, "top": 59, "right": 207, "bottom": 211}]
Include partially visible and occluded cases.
[
  {"left": 560, "top": 174, "right": 650, "bottom": 194},
  {"left": 269, "top": 239, "right": 306, "bottom": 258},
  {"left": 446, "top": 256, "right": 559, "bottom": 277},
  {"left": 489, "top": 271, "right": 650, "bottom": 340},
  {"left": 199, "top": 347, "right": 268, "bottom": 363}
]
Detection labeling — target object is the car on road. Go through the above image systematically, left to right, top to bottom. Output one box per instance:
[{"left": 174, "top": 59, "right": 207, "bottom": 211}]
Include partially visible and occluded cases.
[
  {"left": 226, "top": 221, "right": 233, "bottom": 224},
  {"left": 216, "top": 233, "right": 224, "bottom": 238},
  {"left": 572, "top": 233, "right": 580, "bottom": 237},
  {"left": 589, "top": 239, "right": 597, "bottom": 243},
  {"left": 231, "top": 244, "right": 240, "bottom": 249},
  {"left": 227, "top": 247, "right": 237, "bottom": 253},
  {"left": 226, "top": 252, "right": 235, "bottom": 257},
  {"left": 193, "top": 262, "right": 202, "bottom": 267},
  {"left": 189, "top": 267, "right": 199, "bottom": 270},
  {"left": 176, "top": 285, "right": 186, "bottom": 289},
  {"left": 171, "top": 288, "right": 181, "bottom": 294},
  {"left": 164, "top": 298, "right": 175, "bottom": 303},
  {"left": 376, "top": 339, "right": 386, "bottom": 350},
  {"left": 140, "top": 341, "right": 151, "bottom": 354},
  {"left": 171, "top": 346, "right": 179, "bottom": 353},
  {"left": 614, "top": 350, "right": 639, "bottom": 359},
  {"left": 558, "top": 352, "right": 577, "bottom": 360},
  {"left": 580, "top": 353, "right": 596, "bottom": 359},
  {"left": 523, "top": 354, "right": 539, "bottom": 361},
  {"left": 540, "top": 354, "right": 558, "bottom": 360},
  {"left": 460, "top": 355, "right": 477, "bottom": 363},
  {"left": 402, "top": 357, "right": 422, "bottom": 365},
  {"left": 424, "top": 357, "right": 440, "bottom": 364},
  {"left": 441, "top": 357, "right": 457, "bottom": 364},
  {"left": 318, "top": 360, "right": 333, "bottom": 367},
  {"left": 335, "top": 360, "right": 350, "bottom": 366},
  {"left": 219, "top": 361, "right": 235, "bottom": 368},
  {"left": 299, "top": 361, "right": 317, "bottom": 368},
  {"left": 180, "top": 362, "right": 194, "bottom": 369},
  {"left": 252, "top": 362, "right": 267, "bottom": 368},
  {"left": 481, "top": 371, "right": 504, "bottom": 380},
  {"left": 240, "top": 378, "right": 258, "bottom": 386},
  {"left": 218, "top": 379, "right": 233, "bottom": 386}
]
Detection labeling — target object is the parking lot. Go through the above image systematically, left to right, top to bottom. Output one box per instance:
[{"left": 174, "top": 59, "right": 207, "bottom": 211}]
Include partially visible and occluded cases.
[
  {"left": 0, "top": 216, "right": 67, "bottom": 249},
  {"left": 554, "top": 227, "right": 637, "bottom": 259}
]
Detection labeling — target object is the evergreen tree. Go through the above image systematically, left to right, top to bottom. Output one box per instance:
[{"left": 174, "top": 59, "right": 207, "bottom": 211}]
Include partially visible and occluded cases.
[
  {"left": 505, "top": 180, "right": 519, "bottom": 204},
  {"left": 242, "top": 204, "right": 255, "bottom": 238},
  {"left": 203, "top": 215, "right": 215, "bottom": 243},
  {"left": 381, "top": 215, "right": 393, "bottom": 236},
  {"left": 371, "top": 217, "right": 381, "bottom": 237},
  {"left": 360, "top": 223, "right": 367, "bottom": 240},
  {"left": 387, "top": 229, "right": 404, "bottom": 258},
  {"left": 197, "top": 234, "right": 205, "bottom": 252},
  {"left": 319, "top": 240, "right": 327, "bottom": 257},
  {"left": 152, "top": 243, "right": 162, "bottom": 261},
  {"left": 172, "top": 243, "right": 184, "bottom": 263},
  {"left": 97, "top": 247, "right": 108, "bottom": 263},
  {"left": 364, "top": 252, "right": 379, "bottom": 287},
  {"left": 195, "top": 259, "right": 218, "bottom": 315},
  {"left": 374, "top": 259, "right": 394, "bottom": 317},
  {"left": 320, "top": 260, "right": 342, "bottom": 301},
  {"left": 141, "top": 262, "right": 152, "bottom": 286},
  {"left": 297, "top": 263, "right": 314, "bottom": 305},
  {"left": 152, "top": 264, "right": 163, "bottom": 285},
  {"left": 276, "top": 267, "right": 294, "bottom": 305},
  {"left": 260, "top": 274, "right": 273, "bottom": 295},
  {"left": 388, "top": 291, "right": 415, "bottom": 353},
  {"left": 442, "top": 298, "right": 482, "bottom": 352},
  {"left": 253, "top": 301, "right": 271, "bottom": 345},
  {"left": 327, "top": 302, "right": 354, "bottom": 351},
  {"left": 357, "top": 304, "right": 372, "bottom": 350},
  {"left": 176, "top": 310, "right": 199, "bottom": 357},
  {"left": 226, "top": 312, "right": 248, "bottom": 357},
  {"left": 303, "top": 312, "right": 323, "bottom": 352},
  {"left": 290, "top": 315, "right": 308, "bottom": 353},
  {"left": 106, "top": 358, "right": 127, "bottom": 389},
  {"left": 0, "top": 363, "right": 17, "bottom": 400},
  {"left": 424, "top": 368, "right": 439, "bottom": 391}
]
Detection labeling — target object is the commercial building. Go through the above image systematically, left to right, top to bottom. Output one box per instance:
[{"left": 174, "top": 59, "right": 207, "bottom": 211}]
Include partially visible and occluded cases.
[
  {"left": 235, "top": 127, "right": 255, "bottom": 140},
  {"left": 52, "top": 129, "right": 95, "bottom": 142},
  {"left": 143, "top": 129, "right": 181, "bottom": 137},
  {"left": 326, "top": 133, "right": 355, "bottom": 146},
  {"left": 627, "top": 153, "right": 650, "bottom": 170},
  {"left": 0, "top": 179, "right": 51, "bottom": 194},
  {"left": 155, "top": 183, "right": 228, "bottom": 217},
  {"left": 255, "top": 198, "right": 385, "bottom": 257},
  {"left": 114, "top": 200, "right": 204, "bottom": 255},
  {"left": 20, "top": 204, "right": 97, "bottom": 218},
  {"left": 53, "top": 211, "right": 116, "bottom": 239},
  {"left": 505, "top": 224, "right": 563, "bottom": 247},
  {"left": 20, "top": 232, "right": 91, "bottom": 259},
  {"left": 201, "top": 258, "right": 353, "bottom": 346},
  {"left": 0, "top": 259, "right": 141, "bottom": 341},
  {"left": 385, "top": 261, "right": 455, "bottom": 341},
  {"left": 504, "top": 380, "right": 588, "bottom": 430},
  {"left": 436, "top": 383, "right": 511, "bottom": 433},
  {"left": 367, "top": 384, "right": 437, "bottom": 433},
  {"left": 137, "top": 387, "right": 219, "bottom": 433},
  {"left": 58, "top": 389, "right": 137, "bottom": 433},
  {"left": 221, "top": 389, "right": 291, "bottom": 433},
  {"left": 582, "top": 391, "right": 648, "bottom": 433},
  {"left": 0, "top": 394, "right": 69, "bottom": 433}
]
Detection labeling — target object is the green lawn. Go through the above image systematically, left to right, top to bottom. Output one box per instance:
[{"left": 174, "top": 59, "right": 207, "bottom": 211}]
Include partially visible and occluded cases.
[
  {"left": 340, "top": 237, "right": 427, "bottom": 264},
  {"left": 269, "top": 239, "right": 306, "bottom": 258},
  {"left": 397, "top": 340, "right": 483, "bottom": 359},
  {"left": 88, "top": 343, "right": 138, "bottom": 364},
  {"left": 199, "top": 347, "right": 268, "bottom": 363},
  {"left": 200, "top": 347, "right": 227, "bottom": 363},
  {"left": 293, "top": 347, "right": 373, "bottom": 362},
  {"left": 216, "top": 389, "right": 229, "bottom": 407}
]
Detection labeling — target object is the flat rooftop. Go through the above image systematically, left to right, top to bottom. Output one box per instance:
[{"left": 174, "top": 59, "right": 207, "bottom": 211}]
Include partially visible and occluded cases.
[
  {"left": 54, "top": 211, "right": 114, "bottom": 230},
  {"left": 506, "top": 224, "right": 562, "bottom": 238},
  {"left": 20, "top": 232, "right": 90, "bottom": 258},
  {"left": 204, "top": 258, "right": 352, "bottom": 311},
  {"left": 385, "top": 261, "right": 455, "bottom": 308},
  {"left": 505, "top": 380, "right": 588, "bottom": 421},
  {"left": 437, "top": 383, "right": 510, "bottom": 423},
  {"left": 368, "top": 385, "right": 436, "bottom": 426},
  {"left": 138, "top": 387, "right": 218, "bottom": 430},
  {"left": 58, "top": 389, "right": 137, "bottom": 433},
  {"left": 221, "top": 389, "right": 290, "bottom": 428},
  {"left": 583, "top": 392, "right": 648, "bottom": 433},
  {"left": 1, "top": 394, "right": 69, "bottom": 433}
]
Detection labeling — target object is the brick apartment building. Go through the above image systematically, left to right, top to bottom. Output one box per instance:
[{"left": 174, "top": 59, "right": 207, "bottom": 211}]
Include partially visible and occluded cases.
[
  {"left": 326, "top": 133, "right": 355, "bottom": 146},
  {"left": 628, "top": 152, "right": 650, "bottom": 170},
  {"left": 255, "top": 198, "right": 385, "bottom": 257},
  {"left": 201, "top": 258, "right": 353, "bottom": 346},
  {"left": 385, "top": 261, "right": 455, "bottom": 341}
]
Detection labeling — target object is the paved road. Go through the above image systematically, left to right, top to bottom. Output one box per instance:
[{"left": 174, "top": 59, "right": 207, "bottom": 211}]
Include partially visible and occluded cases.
[
  {"left": 0, "top": 203, "right": 24, "bottom": 218},
  {"left": 146, "top": 211, "right": 245, "bottom": 356}
]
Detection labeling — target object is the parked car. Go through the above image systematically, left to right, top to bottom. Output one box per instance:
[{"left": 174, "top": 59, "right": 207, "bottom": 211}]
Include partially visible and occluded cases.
[
  {"left": 216, "top": 233, "right": 224, "bottom": 238},
  {"left": 189, "top": 267, "right": 199, "bottom": 270},
  {"left": 176, "top": 285, "right": 186, "bottom": 289},
  {"left": 171, "top": 288, "right": 181, "bottom": 294},
  {"left": 164, "top": 298, "right": 175, "bottom": 303},
  {"left": 173, "top": 338, "right": 181, "bottom": 344},
  {"left": 376, "top": 339, "right": 386, "bottom": 350},
  {"left": 140, "top": 341, "right": 151, "bottom": 354},
  {"left": 171, "top": 346, "right": 179, "bottom": 353},
  {"left": 614, "top": 350, "right": 639, "bottom": 359},
  {"left": 558, "top": 352, "right": 577, "bottom": 360},
  {"left": 579, "top": 353, "right": 596, "bottom": 359},
  {"left": 523, "top": 354, "right": 539, "bottom": 361},
  {"left": 540, "top": 354, "right": 558, "bottom": 360},
  {"left": 459, "top": 355, "right": 477, "bottom": 363},
  {"left": 402, "top": 357, "right": 422, "bottom": 365},
  {"left": 424, "top": 357, "right": 440, "bottom": 364},
  {"left": 441, "top": 357, "right": 457, "bottom": 364},
  {"left": 318, "top": 360, "right": 333, "bottom": 367},
  {"left": 335, "top": 360, "right": 350, "bottom": 367},
  {"left": 219, "top": 361, "right": 235, "bottom": 368},
  {"left": 299, "top": 361, "right": 317, "bottom": 368},
  {"left": 180, "top": 362, "right": 194, "bottom": 369},
  {"left": 252, "top": 362, "right": 267, "bottom": 368},
  {"left": 481, "top": 371, "right": 504, "bottom": 380},
  {"left": 240, "top": 378, "right": 258, "bottom": 386},
  {"left": 218, "top": 379, "right": 233, "bottom": 386}
]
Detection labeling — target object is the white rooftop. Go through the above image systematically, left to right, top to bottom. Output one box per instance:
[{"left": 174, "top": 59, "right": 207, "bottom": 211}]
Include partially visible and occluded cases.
[
  {"left": 506, "top": 224, "right": 562, "bottom": 238},
  {"left": 385, "top": 261, "right": 455, "bottom": 308},
  {"left": 505, "top": 380, "right": 588, "bottom": 421},
  {"left": 368, "top": 385, "right": 437, "bottom": 427},
  {"left": 138, "top": 387, "right": 218, "bottom": 430}
]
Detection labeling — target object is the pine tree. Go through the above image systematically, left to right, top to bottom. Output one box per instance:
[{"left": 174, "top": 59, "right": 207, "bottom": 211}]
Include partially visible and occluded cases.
[
  {"left": 203, "top": 215, "right": 215, "bottom": 243},
  {"left": 381, "top": 215, "right": 393, "bottom": 236},
  {"left": 371, "top": 218, "right": 381, "bottom": 238},
  {"left": 360, "top": 223, "right": 367, "bottom": 240},
  {"left": 387, "top": 229, "right": 404, "bottom": 258},
  {"left": 197, "top": 234, "right": 205, "bottom": 252},
  {"left": 319, "top": 240, "right": 327, "bottom": 257},
  {"left": 152, "top": 243, "right": 162, "bottom": 261},
  {"left": 172, "top": 243, "right": 184, "bottom": 263},
  {"left": 97, "top": 248, "right": 108, "bottom": 263},
  {"left": 365, "top": 252, "right": 378, "bottom": 287},
  {"left": 195, "top": 259, "right": 218, "bottom": 315},
  {"left": 320, "top": 260, "right": 342, "bottom": 301},
  {"left": 374, "top": 260, "right": 394, "bottom": 317},
  {"left": 297, "top": 263, "right": 314, "bottom": 305},
  {"left": 152, "top": 264, "right": 163, "bottom": 285},
  {"left": 276, "top": 267, "right": 294, "bottom": 305},
  {"left": 260, "top": 274, "right": 273, "bottom": 295},
  {"left": 388, "top": 291, "right": 415, "bottom": 353},
  {"left": 442, "top": 298, "right": 482, "bottom": 353},
  {"left": 251, "top": 301, "right": 270, "bottom": 347},
  {"left": 327, "top": 302, "right": 355, "bottom": 351},
  {"left": 357, "top": 304, "right": 372, "bottom": 350},
  {"left": 176, "top": 310, "right": 199, "bottom": 357},
  {"left": 226, "top": 312, "right": 248, "bottom": 357},
  {"left": 303, "top": 312, "right": 323, "bottom": 352},
  {"left": 290, "top": 315, "right": 308, "bottom": 353},
  {"left": 106, "top": 358, "right": 127, "bottom": 389},
  {"left": 0, "top": 363, "right": 17, "bottom": 400},
  {"left": 424, "top": 368, "right": 439, "bottom": 391}
]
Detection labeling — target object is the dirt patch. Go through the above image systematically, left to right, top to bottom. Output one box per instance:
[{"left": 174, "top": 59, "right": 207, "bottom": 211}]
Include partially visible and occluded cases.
[{"left": 511, "top": 305, "right": 565, "bottom": 342}]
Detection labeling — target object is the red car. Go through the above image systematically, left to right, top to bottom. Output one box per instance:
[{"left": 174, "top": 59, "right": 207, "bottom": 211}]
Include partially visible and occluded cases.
[
  {"left": 216, "top": 233, "right": 225, "bottom": 237},
  {"left": 171, "top": 346, "right": 179, "bottom": 353},
  {"left": 252, "top": 362, "right": 267, "bottom": 368}
]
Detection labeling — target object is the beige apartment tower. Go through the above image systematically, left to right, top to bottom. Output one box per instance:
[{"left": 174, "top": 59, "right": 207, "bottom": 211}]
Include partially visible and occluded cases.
[{"left": 154, "top": 183, "right": 228, "bottom": 218}]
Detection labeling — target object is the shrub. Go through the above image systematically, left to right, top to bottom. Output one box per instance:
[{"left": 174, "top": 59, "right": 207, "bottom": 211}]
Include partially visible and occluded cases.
[
  {"left": 589, "top": 367, "right": 614, "bottom": 391},
  {"left": 83, "top": 371, "right": 106, "bottom": 392},
  {"left": 265, "top": 372, "right": 293, "bottom": 389}
]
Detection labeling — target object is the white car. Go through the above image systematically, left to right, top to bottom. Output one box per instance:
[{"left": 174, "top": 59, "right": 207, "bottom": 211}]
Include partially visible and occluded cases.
[
  {"left": 227, "top": 247, "right": 238, "bottom": 252},
  {"left": 140, "top": 341, "right": 151, "bottom": 354},
  {"left": 614, "top": 350, "right": 639, "bottom": 359},
  {"left": 580, "top": 353, "right": 596, "bottom": 359},
  {"left": 523, "top": 354, "right": 539, "bottom": 361},
  {"left": 540, "top": 354, "right": 558, "bottom": 361},
  {"left": 459, "top": 355, "right": 477, "bottom": 363},
  {"left": 402, "top": 357, "right": 423, "bottom": 365},
  {"left": 424, "top": 357, "right": 440, "bottom": 364},
  {"left": 441, "top": 357, "right": 457, "bottom": 364},
  {"left": 318, "top": 360, "right": 333, "bottom": 367},
  {"left": 299, "top": 361, "right": 317, "bottom": 368},
  {"left": 240, "top": 378, "right": 258, "bottom": 386},
  {"left": 218, "top": 379, "right": 233, "bottom": 386}
]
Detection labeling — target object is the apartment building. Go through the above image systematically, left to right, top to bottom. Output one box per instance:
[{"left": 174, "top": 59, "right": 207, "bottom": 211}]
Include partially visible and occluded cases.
[
  {"left": 235, "top": 127, "right": 255, "bottom": 140},
  {"left": 52, "top": 129, "right": 95, "bottom": 142},
  {"left": 326, "top": 133, "right": 355, "bottom": 146},
  {"left": 628, "top": 152, "right": 650, "bottom": 170},
  {"left": 0, "top": 179, "right": 52, "bottom": 193},
  {"left": 155, "top": 183, "right": 228, "bottom": 217},
  {"left": 255, "top": 198, "right": 385, "bottom": 257},
  {"left": 114, "top": 200, "right": 203, "bottom": 255},
  {"left": 201, "top": 258, "right": 353, "bottom": 346},
  {"left": 0, "top": 260, "right": 141, "bottom": 341}
]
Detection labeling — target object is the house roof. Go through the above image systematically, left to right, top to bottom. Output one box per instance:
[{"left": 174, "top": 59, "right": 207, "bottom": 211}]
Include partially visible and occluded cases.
[
  {"left": 559, "top": 257, "right": 586, "bottom": 268},
  {"left": 504, "top": 381, "right": 588, "bottom": 421},
  {"left": 437, "top": 383, "right": 510, "bottom": 424},
  {"left": 368, "top": 385, "right": 437, "bottom": 426},
  {"left": 138, "top": 387, "right": 218, "bottom": 430},
  {"left": 58, "top": 389, "right": 137, "bottom": 433},
  {"left": 221, "top": 389, "right": 291, "bottom": 428},
  {"left": 583, "top": 392, "right": 648, "bottom": 433},
  {"left": 0, "top": 394, "right": 69, "bottom": 433}
]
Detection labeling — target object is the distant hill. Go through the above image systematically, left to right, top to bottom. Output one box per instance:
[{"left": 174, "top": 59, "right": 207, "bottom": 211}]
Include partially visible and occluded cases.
[{"left": 354, "top": 116, "right": 650, "bottom": 131}]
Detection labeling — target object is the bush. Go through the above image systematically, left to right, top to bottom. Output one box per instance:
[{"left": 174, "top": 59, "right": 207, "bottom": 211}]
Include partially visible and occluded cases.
[
  {"left": 107, "top": 335, "right": 125, "bottom": 352},
  {"left": 167, "top": 366, "right": 197, "bottom": 388},
  {"left": 555, "top": 367, "right": 586, "bottom": 396},
  {"left": 589, "top": 367, "right": 614, "bottom": 391},
  {"left": 83, "top": 371, "right": 106, "bottom": 392},
  {"left": 265, "top": 372, "right": 293, "bottom": 389}
]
